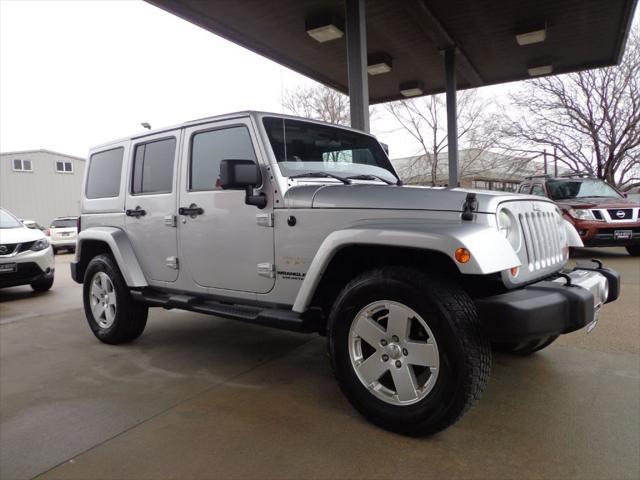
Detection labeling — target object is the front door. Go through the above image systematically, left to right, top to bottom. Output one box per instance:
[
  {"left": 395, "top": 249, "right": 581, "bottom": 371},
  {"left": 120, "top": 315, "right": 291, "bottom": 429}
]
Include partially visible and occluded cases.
[
  {"left": 178, "top": 119, "right": 275, "bottom": 294},
  {"left": 124, "top": 131, "right": 181, "bottom": 283}
]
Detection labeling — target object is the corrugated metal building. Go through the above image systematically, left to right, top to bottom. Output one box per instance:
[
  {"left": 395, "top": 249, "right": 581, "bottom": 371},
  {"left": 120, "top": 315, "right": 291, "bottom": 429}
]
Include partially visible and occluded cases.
[{"left": 0, "top": 149, "right": 85, "bottom": 226}]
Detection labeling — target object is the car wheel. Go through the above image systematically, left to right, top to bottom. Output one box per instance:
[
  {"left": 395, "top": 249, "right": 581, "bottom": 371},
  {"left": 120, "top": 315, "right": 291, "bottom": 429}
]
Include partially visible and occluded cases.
[
  {"left": 626, "top": 245, "right": 640, "bottom": 256},
  {"left": 52, "top": 246, "right": 58, "bottom": 255},
  {"left": 83, "top": 254, "right": 148, "bottom": 345},
  {"left": 328, "top": 266, "right": 491, "bottom": 436},
  {"left": 30, "top": 276, "right": 54, "bottom": 292},
  {"left": 492, "top": 335, "right": 558, "bottom": 356}
]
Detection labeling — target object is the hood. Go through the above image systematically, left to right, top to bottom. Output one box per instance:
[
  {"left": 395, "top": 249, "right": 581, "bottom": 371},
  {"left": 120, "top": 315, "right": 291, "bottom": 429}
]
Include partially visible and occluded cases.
[
  {"left": 284, "top": 183, "right": 546, "bottom": 213},
  {"left": 555, "top": 196, "right": 640, "bottom": 209},
  {"left": 0, "top": 226, "right": 46, "bottom": 244}
]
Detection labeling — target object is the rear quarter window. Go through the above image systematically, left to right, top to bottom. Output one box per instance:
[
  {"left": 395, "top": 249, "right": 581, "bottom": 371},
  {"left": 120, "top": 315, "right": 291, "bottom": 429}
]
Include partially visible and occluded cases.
[
  {"left": 86, "top": 147, "right": 124, "bottom": 199},
  {"left": 51, "top": 219, "right": 77, "bottom": 228}
]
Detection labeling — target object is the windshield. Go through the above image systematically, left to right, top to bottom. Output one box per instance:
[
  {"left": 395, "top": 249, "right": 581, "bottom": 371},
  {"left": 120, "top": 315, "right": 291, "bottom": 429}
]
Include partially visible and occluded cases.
[
  {"left": 262, "top": 117, "right": 398, "bottom": 183},
  {"left": 547, "top": 179, "right": 622, "bottom": 200},
  {"left": 0, "top": 209, "right": 22, "bottom": 229}
]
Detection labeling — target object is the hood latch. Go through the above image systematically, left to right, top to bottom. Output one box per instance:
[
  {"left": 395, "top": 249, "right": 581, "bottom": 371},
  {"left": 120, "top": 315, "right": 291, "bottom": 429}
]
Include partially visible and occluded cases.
[{"left": 461, "top": 193, "right": 478, "bottom": 221}]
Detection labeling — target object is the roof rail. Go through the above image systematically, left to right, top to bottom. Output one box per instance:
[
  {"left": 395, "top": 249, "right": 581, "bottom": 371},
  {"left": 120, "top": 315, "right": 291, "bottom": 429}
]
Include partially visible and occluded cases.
[{"left": 557, "top": 172, "right": 594, "bottom": 179}]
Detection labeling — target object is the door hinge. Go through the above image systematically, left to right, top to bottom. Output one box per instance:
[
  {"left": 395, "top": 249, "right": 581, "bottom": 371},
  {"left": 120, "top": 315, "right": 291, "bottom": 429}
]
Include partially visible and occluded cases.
[
  {"left": 256, "top": 212, "right": 274, "bottom": 227},
  {"left": 164, "top": 214, "right": 177, "bottom": 227},
  {"left": 166, "top": 256, "right": 179, "bottom": 270},
  {"left": 257, "top": 262, "right": 275, "bottom": 278}
]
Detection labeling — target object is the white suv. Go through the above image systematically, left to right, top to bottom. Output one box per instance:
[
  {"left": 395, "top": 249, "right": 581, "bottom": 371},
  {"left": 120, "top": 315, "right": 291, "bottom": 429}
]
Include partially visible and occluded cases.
[
  {"left": 0, "top": 208, "right": 55, "bottom": 291},
  {"left": 48, "top": 216, "right": 78, "bottom": 254}
]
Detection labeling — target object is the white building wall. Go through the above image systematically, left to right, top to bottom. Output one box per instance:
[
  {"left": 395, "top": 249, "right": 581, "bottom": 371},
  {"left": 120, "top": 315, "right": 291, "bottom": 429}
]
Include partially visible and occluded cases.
[{"left": 0, "top": 150, "right": 86, "bottom": 226}]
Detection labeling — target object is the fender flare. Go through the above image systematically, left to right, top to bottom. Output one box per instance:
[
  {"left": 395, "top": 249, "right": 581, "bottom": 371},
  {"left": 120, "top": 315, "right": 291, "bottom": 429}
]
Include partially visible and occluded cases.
[
  {"left": 292, "top": 222, "right": 520, "bottom": 313},
  {"left": 77, "top": 227, "right": 147, "bottom": 287}
]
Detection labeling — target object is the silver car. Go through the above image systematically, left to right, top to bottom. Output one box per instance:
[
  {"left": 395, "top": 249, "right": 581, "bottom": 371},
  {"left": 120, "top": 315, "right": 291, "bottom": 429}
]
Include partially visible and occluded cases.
[{"left": 71, "top": 112, "right": 619, "bottom": 436}]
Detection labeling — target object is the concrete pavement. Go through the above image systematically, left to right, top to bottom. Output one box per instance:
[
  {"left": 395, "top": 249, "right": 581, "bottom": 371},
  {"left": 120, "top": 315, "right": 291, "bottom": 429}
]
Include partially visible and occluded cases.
[{"left": 0, "top": 250, "right": 638, "bottom": 479}]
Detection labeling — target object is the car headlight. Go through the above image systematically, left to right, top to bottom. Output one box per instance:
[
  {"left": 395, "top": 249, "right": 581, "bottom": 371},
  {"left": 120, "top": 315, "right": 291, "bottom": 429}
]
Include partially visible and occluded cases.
[
  {"left": 568, "top": 208, "right": 594, "bottom": 220},
  {"left": 497, "top": 209, "right": 521, "bottom": 250},
  {"left": 30, "top": 238, "right": 49, "bottom": 251}
]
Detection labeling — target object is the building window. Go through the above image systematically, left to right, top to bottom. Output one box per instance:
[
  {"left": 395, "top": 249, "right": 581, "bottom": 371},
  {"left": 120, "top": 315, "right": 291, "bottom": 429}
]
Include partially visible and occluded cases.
[
  {"left": 12, "top": 159, "right": 32, "bottom": 172},
  {"left": 55, "top": 161, "right": 73, "bottom": 173}
]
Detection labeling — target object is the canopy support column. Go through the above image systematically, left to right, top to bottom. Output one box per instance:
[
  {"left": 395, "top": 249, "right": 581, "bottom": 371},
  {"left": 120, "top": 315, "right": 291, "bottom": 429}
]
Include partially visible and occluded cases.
[
  {"left": 345, "top": 0, "right": 369, "bottom": 133},
  {"left": 445, "top": 48, "right": 459, "bottom": 187}
]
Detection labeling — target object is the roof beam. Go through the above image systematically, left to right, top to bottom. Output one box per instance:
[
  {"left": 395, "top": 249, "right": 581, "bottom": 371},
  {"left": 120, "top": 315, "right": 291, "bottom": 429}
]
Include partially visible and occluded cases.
[{"left": 402, "top": 0, "right": 483, "bottom": 87}]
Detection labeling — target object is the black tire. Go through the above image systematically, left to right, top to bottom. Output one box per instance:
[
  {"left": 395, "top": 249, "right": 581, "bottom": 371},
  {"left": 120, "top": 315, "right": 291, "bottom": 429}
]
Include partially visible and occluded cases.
[
  {"left": 626, "top": 245, "right": 640, "bottom": 256},
  {"left": 52, "top": 246, "right": 58, "bottom": 255},
  {"left": 83, "top": 254, "right": 148, "bottom": 345},
  {"left": 327, "top": 266, "right": 491, "bottom": 436},
  {"left": 30, "top": 276, "right": 54, "bottom": 292},
  {"left": 492, "top": 335, "right": 558, "bottom": 356}
]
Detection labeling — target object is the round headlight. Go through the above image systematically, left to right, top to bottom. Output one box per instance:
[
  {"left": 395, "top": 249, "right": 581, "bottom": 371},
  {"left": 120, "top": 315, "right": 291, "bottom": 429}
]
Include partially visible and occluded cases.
[{"left": 497, "top": 209, "right": 521, "bottom": 250}]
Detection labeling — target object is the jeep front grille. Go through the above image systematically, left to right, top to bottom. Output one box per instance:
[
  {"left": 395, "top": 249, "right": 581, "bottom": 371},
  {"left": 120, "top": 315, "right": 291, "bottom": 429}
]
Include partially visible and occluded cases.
[{"left": 519, "top": 211, "right": 564, "bottom": 271}]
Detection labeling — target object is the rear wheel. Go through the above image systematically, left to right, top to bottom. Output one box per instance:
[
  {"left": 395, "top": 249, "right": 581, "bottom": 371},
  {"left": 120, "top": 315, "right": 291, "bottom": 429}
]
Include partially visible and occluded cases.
[
  {"left": 626, "top": 245, "right": 640, "bottom": 256},
  {"left": 83, "top": 254, "right": 148, "bottom": 344},
  {"left": 328, "top": 267, "right": 491, "bottom": 436},
  {"left": 492, "top": 335, "right": 558, "bottom": 356}
]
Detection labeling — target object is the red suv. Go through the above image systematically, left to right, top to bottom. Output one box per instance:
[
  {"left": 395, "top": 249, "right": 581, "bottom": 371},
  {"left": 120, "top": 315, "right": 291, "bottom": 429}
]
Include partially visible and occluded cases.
[{"left": 518, "top": 175, "right": 640, "bottom": 256}]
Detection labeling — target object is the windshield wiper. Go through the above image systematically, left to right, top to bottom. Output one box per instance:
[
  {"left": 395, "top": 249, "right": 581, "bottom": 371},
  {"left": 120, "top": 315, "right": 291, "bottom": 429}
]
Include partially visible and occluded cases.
[
  {"left": 288, "top": 172, "right": 352, "bottom": 184},
  {"left": 345, "top": 174, "right": 402, "bottom": 186}
]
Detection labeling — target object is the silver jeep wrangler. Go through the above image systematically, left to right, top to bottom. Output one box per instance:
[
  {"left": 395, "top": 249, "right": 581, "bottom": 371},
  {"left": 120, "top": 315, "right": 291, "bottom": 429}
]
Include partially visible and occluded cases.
[{"left": 72, "top": 112, "right": 620, "bottom": 435}]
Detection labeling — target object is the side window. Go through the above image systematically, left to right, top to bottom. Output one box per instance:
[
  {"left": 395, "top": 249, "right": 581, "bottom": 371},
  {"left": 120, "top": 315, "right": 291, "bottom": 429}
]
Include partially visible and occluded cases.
[
  {"left": 190, "top": 126, "right": 256, "bottom": 191},
  {"left": 131, "top": 137, "right": 176, "bottom": 195},
  {"left": 86, "top": 147, "right": 124, "bottom": 199},
  {"left": 518, "top": 183, "right": 530, "bottom": 194},
  {"left": 530, "top": 184, "right": 546, "bottom": 196}
]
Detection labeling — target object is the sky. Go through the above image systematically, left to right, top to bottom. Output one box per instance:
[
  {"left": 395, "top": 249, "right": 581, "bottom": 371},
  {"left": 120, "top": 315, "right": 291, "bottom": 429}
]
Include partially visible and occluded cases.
[{"left": 1, "top": 0, "right": 527, "bottom": 159}]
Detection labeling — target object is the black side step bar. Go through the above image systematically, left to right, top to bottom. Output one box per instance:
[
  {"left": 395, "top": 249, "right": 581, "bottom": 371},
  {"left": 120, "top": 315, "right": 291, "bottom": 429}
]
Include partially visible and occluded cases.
[{"left": 130, "top": 289, "right": 321, "bottom": 333}]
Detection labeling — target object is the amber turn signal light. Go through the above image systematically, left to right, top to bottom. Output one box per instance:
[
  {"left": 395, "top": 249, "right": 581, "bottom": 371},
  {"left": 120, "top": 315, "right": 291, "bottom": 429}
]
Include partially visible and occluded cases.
[
  {"left": 455, "top": 248, "right": 471, "bottom": 263},
  {"left": 510, "top": 266, "right": 519, "bottom": 277}
]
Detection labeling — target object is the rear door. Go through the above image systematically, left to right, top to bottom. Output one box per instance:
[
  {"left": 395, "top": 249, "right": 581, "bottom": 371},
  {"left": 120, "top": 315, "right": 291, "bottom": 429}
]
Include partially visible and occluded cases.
[{"left": 124, "top": 131, "right": 181, "bottom": 283}]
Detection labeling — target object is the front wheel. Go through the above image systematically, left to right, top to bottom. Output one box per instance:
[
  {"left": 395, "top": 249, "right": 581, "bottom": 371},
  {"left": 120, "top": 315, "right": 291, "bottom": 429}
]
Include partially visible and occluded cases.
[
  {"left": 626, "top": 245, "right": 640, "bottom": 256},
  {"left": 83, "top": 254, "right": 148, "bottom": 345},
  {"left": 328, "top": 267, "right": 491, "bottom": 436}
]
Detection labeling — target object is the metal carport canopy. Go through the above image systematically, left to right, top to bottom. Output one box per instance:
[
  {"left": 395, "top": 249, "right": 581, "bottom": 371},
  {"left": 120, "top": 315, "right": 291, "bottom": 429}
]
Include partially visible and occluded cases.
[{"left": 145, "top": 0, "right": 637, "bottom": 185}]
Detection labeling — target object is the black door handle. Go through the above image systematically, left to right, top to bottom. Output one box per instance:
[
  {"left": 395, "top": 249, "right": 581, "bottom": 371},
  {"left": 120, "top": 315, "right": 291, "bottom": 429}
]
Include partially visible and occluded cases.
[
  {"left": 179, "top": 204, "right": 204, "bottom": 216},
  {"left": 125, "top": 206, "right": 146, "bottom": 217}
]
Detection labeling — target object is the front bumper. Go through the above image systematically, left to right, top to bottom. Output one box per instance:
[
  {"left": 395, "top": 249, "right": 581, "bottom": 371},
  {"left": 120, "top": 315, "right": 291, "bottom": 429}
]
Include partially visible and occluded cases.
[
  {"left": 573, "top": 220, "right": 640, "bottom": 247},
  {"left": 0, "top": 247, "right": 55, "bottom": 288},
  {"left": 476, "top": 262, "right": 620, "bottom": 342}
]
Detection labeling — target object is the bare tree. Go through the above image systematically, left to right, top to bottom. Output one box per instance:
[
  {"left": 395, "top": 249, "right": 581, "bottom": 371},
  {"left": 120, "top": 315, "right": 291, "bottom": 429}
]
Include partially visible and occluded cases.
[
  {"left": 502, "top": 28, "right": 640, "bottom": 190},
  {"left": 282, "top": 84, "right": 350, "bottom": 126},
  {"left": 384, "top": 90, "right": 501, "bottom": 185}
]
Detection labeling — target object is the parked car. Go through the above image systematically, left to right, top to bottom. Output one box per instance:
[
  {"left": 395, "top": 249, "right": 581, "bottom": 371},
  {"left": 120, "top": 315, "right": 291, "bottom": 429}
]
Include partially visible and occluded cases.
[
  {"left": 71, "top": 112, "right": 619, "bottom": 436},
  {"left": 518, "top": 174, "right": 640, "bottom": 256},
  {"left": 0, "top": 208, "right": 55, "bottom": 291},
  {"left": 48, "top": 216, "right": 78, "bottom": 254},
  {"left": 22, "top": 219, "right": 47, "bottom": 232}
]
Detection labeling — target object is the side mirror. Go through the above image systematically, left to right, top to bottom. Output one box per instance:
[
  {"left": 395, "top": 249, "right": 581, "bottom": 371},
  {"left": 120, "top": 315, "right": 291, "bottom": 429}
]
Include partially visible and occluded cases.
[{"left": 219, "top": 159, "right": 267, "bottom": 208}]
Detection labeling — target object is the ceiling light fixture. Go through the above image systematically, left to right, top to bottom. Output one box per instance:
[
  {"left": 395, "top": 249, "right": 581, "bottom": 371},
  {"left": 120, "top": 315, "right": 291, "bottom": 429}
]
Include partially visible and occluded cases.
[
  {"left": 306, "top": 14, "right": 344, "bottom": 43},
  {"left": 516, "top": 27, "right": 547, "bottom": 46},
  {"left": 367, "top": 53, "right": 393, "bottom": 75},
  {"left": 527, "top": 64, "right": 553, "bottom": 76},
  {"left": 399, "top": 81, "right": 424, "bottom": 97}
]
